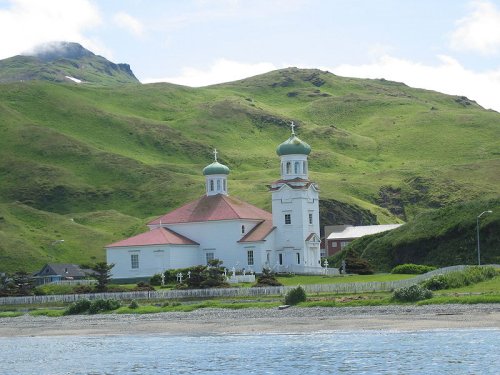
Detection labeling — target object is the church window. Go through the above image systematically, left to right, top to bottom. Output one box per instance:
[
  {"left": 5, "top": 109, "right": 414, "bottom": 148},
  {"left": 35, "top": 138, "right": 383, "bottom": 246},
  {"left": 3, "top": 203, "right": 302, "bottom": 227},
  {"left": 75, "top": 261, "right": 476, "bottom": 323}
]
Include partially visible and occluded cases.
[
  {"left": 286, "top": 161, "right": 291, "bottom": 174},
  {"left": 294, "top": 161, "right": 300, "bottom": 174},
  {"left": 303, "top": 161, "right": 307, "bottom": 174},
  {"left": 217, "top": 179, "right": 221, "bottom": 191},
  {"left": 223, "top": 179, "right": 226, "bottom": 191},
  {"left": 210, "top": 180, "right": 214, "bottom": 191},
  {"left": 309, "top": 213, "right": 313, "bottom": 225},
  {"left": 285, "top": 214, "right": 291, "bottom": 225},
  {"left": 241, "top": 225, "right": 245, "bottom": 234},
  {"left": 247, "top": 250, "right": 254, "bottom": 266},
  {"left": 266, "top": 251, "right": 271, "bottom": 264},
  {"left": 205, "top": 252, "right": 214, "bottom": 264},
  {"left": 296, "top": 252, "right": 301, "bottom": 264},
  {"left": 278, "top": 253, "right": 283, "bottom": 265},
  {"left": 131, "top": 254, "right": 139, "bottom": 269}
]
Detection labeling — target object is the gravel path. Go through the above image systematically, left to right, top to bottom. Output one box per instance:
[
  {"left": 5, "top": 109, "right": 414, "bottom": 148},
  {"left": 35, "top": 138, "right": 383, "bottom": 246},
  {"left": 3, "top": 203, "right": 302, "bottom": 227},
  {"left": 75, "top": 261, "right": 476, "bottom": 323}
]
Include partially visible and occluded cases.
[{"left": 1, "top": 304, "right": 498, "bottom": 337}]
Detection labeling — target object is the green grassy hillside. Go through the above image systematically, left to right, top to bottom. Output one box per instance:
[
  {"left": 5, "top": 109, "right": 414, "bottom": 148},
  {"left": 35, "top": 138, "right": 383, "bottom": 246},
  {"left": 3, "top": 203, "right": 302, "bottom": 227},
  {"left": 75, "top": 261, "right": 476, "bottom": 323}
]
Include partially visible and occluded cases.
[
  {"left": 0, "top": 66, "right": 498, "bottom": 273},
  {"left": 338, "top": 198, "right": 500, "bottom": 271}
]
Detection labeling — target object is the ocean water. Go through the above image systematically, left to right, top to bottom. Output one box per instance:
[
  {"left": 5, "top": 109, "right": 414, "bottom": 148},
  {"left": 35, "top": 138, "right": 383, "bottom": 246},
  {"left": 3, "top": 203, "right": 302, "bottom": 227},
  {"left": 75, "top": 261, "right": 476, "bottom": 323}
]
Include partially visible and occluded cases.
[{"left": 0, "top": 329, "right": 498, "bottom": 374}]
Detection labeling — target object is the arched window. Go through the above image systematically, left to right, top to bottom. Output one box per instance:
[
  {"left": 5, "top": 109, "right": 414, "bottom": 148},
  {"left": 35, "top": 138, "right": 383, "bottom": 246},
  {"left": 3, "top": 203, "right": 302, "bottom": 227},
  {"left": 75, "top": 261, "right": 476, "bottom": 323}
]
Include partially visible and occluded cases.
[
  {"left": 286, "top": 161, "right": 291, "bottom": 174},
  {"left": 294, "top": 161, "right": 300, "bottom": 174},
  {"left": 303, "top": 161, "right": 307, "bottom": 174},
  {"left": 217, "top": 179, "right": 221, "bottom": 191},
  {"left": 223, "top": 179, "right": 226, "bottom": 191},
  {"left": 210, "top": 180, "right": 214, "bottom": 191},
  {"left": 241, "top": 225, "right": 245, "bottom": 234}
]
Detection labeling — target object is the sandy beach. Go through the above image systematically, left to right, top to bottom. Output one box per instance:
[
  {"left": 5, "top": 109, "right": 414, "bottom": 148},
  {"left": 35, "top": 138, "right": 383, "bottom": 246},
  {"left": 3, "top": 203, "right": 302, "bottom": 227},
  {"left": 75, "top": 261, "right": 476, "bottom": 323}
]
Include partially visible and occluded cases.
[{"left": 1, "top": 304, "right": 499, "bottom": 337}]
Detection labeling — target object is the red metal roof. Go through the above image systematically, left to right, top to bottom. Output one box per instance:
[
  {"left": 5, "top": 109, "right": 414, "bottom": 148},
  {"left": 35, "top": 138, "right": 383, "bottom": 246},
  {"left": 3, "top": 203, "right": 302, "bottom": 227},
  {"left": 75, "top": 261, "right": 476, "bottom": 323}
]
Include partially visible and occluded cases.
[
  {"left": 148, "top": 194, "right": 272, "bottom": 225},
  {"left": 239, "top": 219, "right": 275, "bottom": 242},
  {"left": 106, "top": 227, "right": 198, "bottom": 248}
]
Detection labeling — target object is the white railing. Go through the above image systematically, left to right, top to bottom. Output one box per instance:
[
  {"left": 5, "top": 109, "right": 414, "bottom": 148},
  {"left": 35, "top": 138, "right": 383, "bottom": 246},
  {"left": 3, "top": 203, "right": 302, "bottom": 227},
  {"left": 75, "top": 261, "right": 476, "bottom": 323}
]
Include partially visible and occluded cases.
[
  {"left": 0, "top": 265, "right": 498, "bottom": 306},
  {"left": 275, "top": 265, "right": 339, "bottom": 275},
  {"left": 227, "top": 275, "right": 256, "bottom": 284},
  {"left": 48, "top": 280, "right": 97, "bottom": 286}
]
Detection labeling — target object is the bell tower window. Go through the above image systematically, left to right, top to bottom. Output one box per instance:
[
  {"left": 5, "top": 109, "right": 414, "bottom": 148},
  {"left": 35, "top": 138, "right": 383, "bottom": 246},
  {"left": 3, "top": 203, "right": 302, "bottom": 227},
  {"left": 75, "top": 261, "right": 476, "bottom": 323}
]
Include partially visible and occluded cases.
[
  {"left": 286, "top": 162, "right": 291, "bottom": 174},
  {"left": 285, "top": 214, "right": 291, "bottom": 225}
]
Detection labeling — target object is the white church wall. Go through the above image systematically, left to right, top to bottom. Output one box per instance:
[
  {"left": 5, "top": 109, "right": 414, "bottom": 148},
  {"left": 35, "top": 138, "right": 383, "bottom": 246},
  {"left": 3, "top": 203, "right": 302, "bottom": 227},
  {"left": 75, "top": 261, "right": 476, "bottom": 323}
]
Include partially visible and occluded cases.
[
  {"left": 166, "top": 219, "right": 262, "bottom": 269},
  {"left": 106, "top": 245, "right": 199, "bottom": 279}
]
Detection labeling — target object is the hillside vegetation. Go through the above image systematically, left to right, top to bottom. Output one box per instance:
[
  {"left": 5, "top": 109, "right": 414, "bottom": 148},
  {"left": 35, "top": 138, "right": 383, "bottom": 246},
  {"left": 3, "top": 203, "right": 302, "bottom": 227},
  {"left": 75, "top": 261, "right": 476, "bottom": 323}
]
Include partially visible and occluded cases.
[
  {"left": 0, "top": 47, "right": 498, "bottom": 272},
  {"left": 334, "top": 199, "right": 500, "bottom": 271}
]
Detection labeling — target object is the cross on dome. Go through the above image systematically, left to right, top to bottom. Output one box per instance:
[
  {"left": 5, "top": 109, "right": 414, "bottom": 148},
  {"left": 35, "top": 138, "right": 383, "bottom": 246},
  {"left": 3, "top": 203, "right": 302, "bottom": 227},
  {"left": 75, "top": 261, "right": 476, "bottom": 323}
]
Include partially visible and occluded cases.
[
  {"left": 290, "top": 121, "right": 295, "bottom": 135},
  {"left": 213, "top": 148, "right": 218, "bottom": 161}
]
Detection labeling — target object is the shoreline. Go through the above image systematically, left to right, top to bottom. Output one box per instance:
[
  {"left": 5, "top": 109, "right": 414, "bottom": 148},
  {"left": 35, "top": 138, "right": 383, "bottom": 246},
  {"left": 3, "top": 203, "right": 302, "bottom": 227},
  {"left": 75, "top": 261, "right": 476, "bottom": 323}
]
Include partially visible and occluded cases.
[{"left": 0, "top": 304, "right": 498, "bottom": 337}]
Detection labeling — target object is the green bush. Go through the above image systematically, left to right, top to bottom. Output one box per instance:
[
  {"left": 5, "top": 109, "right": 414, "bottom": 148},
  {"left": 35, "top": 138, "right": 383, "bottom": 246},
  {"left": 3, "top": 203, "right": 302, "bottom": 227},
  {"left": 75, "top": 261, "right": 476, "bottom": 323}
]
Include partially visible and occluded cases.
[
  {"left": 344, "top": 249, "right": 374, "bottom": 275},
  {"left": 391, "top": 264, "right": 436, "bottom": 274},
  {"left": 421, "top": 266, "right": 497, "bottom": 290},
  {"left": 253, "top": 268, "right": 283, "bottom": 287},
  {"left": 150, "top": 274, "right": 163, "bottom": 286},
  {"left": 421, "top": 275, "right": 448, "bottom": 290},
  {"left": 392, "top": 285, "right": 433, "bottom": 302},
  {"left": 284, "top": 286, "right": 307, "bottom": 305},
  {"left": 65, "top": 298, "right": 120, "bottom": 315},
  {"left": 64, "top": 299, "right": 91, "bottom": 315},
  {"left": 88, "top": 299, "right": 121, "bottom": 314},
  {"left": 129, "top": 300, "right": 139, "bottom": 309}
]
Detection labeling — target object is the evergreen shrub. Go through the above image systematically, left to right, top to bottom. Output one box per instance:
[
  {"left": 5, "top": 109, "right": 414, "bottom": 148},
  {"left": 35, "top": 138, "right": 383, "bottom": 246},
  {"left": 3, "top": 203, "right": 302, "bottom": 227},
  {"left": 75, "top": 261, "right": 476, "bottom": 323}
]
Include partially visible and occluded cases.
[
  {"left": 391, "top": 264, "right": 436, "bottom": 274},
  {"left": 421, "top": 266, "right": 497, "bottom": 290},
  {"left": 253, "top": 268, "right": 283, "bottom": 287},
  {"left": 150, "top": 274, "right": 162, "bottom": 286},
  {"left": 421, "top": 275, "right": 448, "bottom": 290},
  {"left": 392, "top": 285, "right": 433, "bottom": 302},
  {"left": 284, "top": 286, "right": 307, "bottom": 305},
  {"left": 65, "top": 298, "right": 120, "bottom": 315},
  {"left": 64, "top": 299, "right": 91, "bottom": 315},
  {"left": 88, "top": 299, "right": 121, "bottom": 314}
]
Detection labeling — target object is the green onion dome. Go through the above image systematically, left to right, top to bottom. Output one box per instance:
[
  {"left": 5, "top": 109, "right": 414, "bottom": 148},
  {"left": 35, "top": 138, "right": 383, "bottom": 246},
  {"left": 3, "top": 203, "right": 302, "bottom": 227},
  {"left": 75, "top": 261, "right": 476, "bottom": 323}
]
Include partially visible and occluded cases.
[
  {"left": 276, "top": 135, "right": 311, "bottom": 156},
  {"left": 202, "top": 161, "right": 230, "bottom": 175}
]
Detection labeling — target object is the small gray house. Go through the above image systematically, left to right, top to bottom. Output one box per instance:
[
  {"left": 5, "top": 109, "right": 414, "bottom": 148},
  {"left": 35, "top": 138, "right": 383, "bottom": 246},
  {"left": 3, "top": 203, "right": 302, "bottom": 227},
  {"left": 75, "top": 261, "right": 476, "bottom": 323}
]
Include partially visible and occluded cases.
[{"left": 33, "top": 263, "right": 94, "bottom": 285}]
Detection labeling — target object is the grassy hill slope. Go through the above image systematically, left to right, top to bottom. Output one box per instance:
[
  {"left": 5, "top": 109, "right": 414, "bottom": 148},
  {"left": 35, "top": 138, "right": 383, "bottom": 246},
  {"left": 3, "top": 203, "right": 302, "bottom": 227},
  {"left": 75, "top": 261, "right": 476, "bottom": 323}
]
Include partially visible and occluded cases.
[
  {"left": 0, "top": 67, "right": 498, "bottom": 272},
  {"left": 339, "top": 198, "right": 500, "bottom": 271}
]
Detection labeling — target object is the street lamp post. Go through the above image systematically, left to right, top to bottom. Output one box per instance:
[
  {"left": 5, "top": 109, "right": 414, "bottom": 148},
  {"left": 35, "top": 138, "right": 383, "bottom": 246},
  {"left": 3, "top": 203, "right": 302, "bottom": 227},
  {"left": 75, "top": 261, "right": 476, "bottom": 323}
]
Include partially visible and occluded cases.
[{"left": 476, "top": 210, "right": 492, "bottom": 265}]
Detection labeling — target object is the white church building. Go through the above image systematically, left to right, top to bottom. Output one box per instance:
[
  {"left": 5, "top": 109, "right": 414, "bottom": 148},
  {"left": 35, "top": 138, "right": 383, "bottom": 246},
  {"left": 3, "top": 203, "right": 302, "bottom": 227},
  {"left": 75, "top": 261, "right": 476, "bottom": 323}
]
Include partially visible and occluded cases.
[{"left": 106, "top": 125, "right": 322, "bottom": 280}]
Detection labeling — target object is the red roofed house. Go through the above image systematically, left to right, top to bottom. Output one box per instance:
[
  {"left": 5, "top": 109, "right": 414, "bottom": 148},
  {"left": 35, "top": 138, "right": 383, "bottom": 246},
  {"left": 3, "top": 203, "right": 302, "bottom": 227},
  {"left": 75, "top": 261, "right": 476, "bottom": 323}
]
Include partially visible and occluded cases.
[{"left": 106, "top": 125, "right": 322, "bottom": 280}]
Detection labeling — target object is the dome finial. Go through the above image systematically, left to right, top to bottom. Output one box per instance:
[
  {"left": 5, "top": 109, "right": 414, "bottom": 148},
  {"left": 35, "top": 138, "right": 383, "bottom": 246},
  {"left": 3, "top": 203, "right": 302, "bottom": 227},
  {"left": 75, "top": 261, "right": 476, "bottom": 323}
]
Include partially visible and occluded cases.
[
  {"left": 290, "top": 121, "right": 295, "bottom": 136},
  {"left": 213, "top": 148, "right": 218, "bottom": 162}
]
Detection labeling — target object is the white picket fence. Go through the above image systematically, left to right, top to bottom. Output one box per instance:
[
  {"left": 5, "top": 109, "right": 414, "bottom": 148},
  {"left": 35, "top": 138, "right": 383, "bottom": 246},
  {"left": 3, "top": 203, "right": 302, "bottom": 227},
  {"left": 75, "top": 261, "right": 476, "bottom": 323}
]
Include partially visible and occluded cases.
[
  {"left": 1, "top": 265, "right": 498, "bottom": 306},
  {"left": 47, "top": 280, "right": 97, "bottom": 286}
]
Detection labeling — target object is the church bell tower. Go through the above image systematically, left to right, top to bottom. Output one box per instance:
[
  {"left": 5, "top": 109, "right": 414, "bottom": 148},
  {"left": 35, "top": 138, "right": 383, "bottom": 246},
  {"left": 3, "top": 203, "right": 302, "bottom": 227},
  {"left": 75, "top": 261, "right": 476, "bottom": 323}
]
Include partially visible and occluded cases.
[{"left": 270, "top": 123, "right": 321, "bottom": 270}]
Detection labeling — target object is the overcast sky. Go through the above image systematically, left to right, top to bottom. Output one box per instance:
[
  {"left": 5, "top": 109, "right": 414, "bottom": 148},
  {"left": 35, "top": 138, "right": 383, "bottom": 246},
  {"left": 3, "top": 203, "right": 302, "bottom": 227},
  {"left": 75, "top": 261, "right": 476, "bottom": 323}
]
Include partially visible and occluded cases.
[{"left": 1, "top": 0, "right": 499, "bottom": 111}]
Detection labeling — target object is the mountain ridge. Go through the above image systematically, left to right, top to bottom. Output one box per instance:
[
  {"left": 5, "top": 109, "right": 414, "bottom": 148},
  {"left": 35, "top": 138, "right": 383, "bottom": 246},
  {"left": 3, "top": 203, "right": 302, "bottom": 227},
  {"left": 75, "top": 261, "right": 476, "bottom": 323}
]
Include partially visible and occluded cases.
[
  {"left": 0, "top": 42, "right": 138, "bottom": 85},
  {"left": 0, "top": 46, "right": 498, "bottom": 272}
]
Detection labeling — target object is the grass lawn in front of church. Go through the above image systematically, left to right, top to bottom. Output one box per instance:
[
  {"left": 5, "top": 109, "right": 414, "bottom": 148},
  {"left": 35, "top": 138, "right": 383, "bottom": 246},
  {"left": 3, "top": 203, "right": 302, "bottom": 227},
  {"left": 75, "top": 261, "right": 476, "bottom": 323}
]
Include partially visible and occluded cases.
[{"left": 275, "top": 273, "right": 415, "bottom": 286}]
